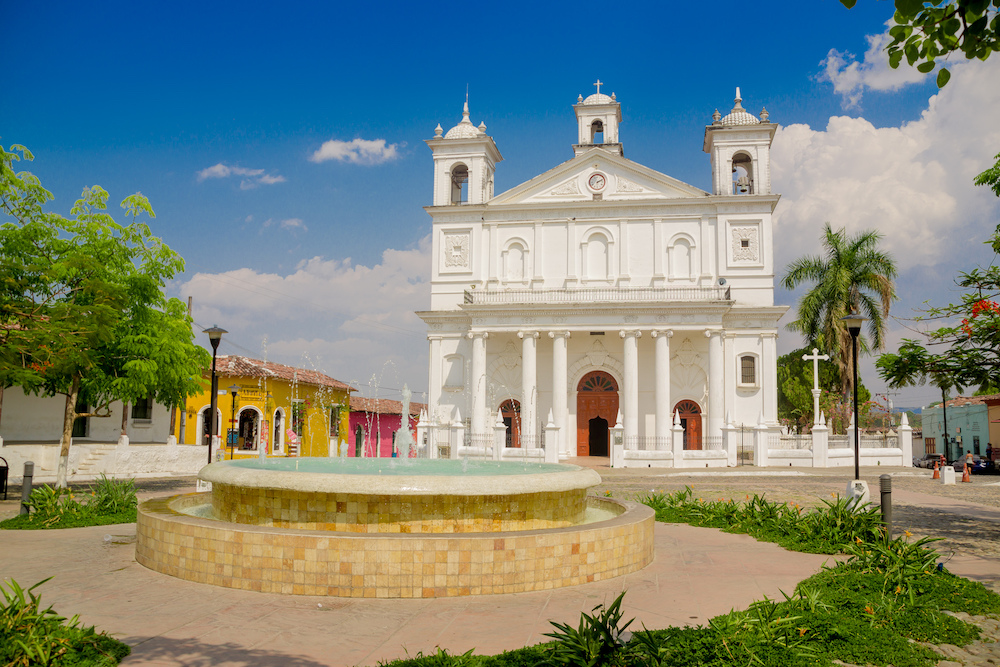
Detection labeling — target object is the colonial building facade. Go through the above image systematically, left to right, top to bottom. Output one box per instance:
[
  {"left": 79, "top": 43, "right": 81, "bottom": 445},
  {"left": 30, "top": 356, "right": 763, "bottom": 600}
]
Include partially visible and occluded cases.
[{"left": 417, "top": 86, "right": 787, "bottom": 460}]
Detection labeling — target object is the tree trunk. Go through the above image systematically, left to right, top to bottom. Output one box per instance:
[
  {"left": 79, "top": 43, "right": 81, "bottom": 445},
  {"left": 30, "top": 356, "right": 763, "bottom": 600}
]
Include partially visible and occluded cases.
[
  {"left": 57, "top": 376, "right": 81, "bottom": 488},
  {"left": 0, "top": 384, "right": 4, "bottom": 431},
  {"left": 121, "top": 403, "right": 129, "bottom": 435}
]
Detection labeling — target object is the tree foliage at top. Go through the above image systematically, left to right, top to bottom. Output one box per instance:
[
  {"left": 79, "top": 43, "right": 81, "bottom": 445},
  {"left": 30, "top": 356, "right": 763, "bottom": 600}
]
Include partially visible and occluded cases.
[
  {"left": 839, "top": 0, "right": 1000, "bottom": 87},
  {"left": 0, "top": 142, "right": 210, "bottom": 484},
  {"left": 782, "top": 224, "right": 897, "bottom": 398}
]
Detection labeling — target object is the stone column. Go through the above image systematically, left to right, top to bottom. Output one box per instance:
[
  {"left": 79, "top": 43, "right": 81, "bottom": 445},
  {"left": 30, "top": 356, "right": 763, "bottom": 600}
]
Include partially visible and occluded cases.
[
  {"left": 620, "top": 330, "right": 641, "bottom": 443},
  {"left": 651, "top": 330, "right": 673, "bottom": 449},
  {"left": 706, "top": 330, "right": 725, "bottom": 440},
  {"left": 519, "top": 331, "right": 538, "bottom": 445},
  {"left": 549, "top": 331, "right": 570, "bottom": 457},
  {"left": 469, "top": 332, "right": 488, "bottom": 436},
  {"left": 761, "top": 332, "right": 778, "bottom": 424},
  {"left": 428, "top": 336, "right": 442, "bottom": 421},
  {"left": 898, "top": 412, "right": 913, "bottom": 464}
]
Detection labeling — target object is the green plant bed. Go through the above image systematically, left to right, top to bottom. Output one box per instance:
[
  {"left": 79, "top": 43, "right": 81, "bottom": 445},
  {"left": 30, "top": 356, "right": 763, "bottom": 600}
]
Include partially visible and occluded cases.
[
  {"left": 0, "top": 475, "right": 138, "bottom": 530},
  {"left": 639, "top": 487, "right": 883, "bottom": 554},
  {"left": 374, "top": 488, "right": 1000, "bottom": 667},
  {"left": 0, "top": 508, "right": 137, "bottom": 530},
  {"left": 1, "top": 579, "right": 131, "bottom": 666}
]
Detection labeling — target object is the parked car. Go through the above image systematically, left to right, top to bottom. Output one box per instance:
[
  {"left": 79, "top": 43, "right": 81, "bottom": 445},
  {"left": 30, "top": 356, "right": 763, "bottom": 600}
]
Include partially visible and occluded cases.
[
  {"left": 914, "top": 453, "right": 945, "bottom": 468},
  {"left": 951, "top": 455, "right": 987, "bottom": 473}
]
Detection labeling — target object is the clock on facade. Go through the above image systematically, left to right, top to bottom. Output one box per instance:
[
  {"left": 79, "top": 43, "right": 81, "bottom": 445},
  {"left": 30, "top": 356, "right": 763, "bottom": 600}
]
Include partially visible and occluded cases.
[{"left": 588, "top": 172, "right": 606, "bottom": 191}]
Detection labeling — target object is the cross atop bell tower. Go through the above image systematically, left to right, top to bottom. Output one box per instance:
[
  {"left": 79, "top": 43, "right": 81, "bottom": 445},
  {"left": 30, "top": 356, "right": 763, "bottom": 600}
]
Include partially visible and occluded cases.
[{"left": 573, "top": 81, "right": 623, "bottom": 157}]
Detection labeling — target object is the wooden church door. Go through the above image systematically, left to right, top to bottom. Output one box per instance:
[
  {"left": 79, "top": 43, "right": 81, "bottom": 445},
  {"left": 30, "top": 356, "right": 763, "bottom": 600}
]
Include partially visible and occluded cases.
[
  {"left": 576, "top": 371, "right": 619, "bottom": 456},
  {"left": 674, "top": 400, "right": 702, "bottom": 450}
]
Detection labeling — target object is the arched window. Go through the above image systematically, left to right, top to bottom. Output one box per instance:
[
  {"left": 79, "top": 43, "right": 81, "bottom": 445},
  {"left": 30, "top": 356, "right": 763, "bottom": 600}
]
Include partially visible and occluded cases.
[
  {"left": 591, "top": 120, "right": 604, "bottom": 144},
  {"left": 731, "top": 152, "right": 754, "bottom": 195},
  {"left": 450, "top": 163, "right": 469, "bottom": 204},
  {"left": 585, "top": 233, "right": 609, "bottom": 281},
  {"left": 504, "top": 242, "right": 525, "bottom": 282},
  {"left": 738, "top": 354, "right": 758, "bottom": 387}
]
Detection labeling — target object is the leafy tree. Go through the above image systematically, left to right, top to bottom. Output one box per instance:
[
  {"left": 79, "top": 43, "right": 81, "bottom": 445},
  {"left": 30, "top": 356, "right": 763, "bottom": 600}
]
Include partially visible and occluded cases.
[
  {"left": 839, "top": 0, "right": 1000, "bottom": 88},
  {"left": 0, "top": 143, "right": 209, "bottom": 486},
  {"left": 782, "top": 224, "right": 898, "bottom": 399},
  {"left": 778, "top": 348, "right": 872, "bottom": 431}
]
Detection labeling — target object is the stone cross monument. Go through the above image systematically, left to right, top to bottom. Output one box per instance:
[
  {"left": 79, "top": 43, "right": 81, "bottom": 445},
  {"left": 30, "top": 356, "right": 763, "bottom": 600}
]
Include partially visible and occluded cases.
[{"left": 802, "top": 348, "right": 830, "bottom": 426}]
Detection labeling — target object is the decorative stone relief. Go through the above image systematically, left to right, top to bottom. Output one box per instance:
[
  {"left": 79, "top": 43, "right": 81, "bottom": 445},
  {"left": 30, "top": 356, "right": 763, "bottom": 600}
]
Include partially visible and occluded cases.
[
  {"left": 616, "top": 176, "right": 643, "bottom": 192},
  {"left": 549, "top": 180, "right": 581, "bottom": 196},
  {"left": 731, "top": 227, "right": 759, "bottom": 262},
  {"left": 444, "top": 233, "right": 470, "bottom": 268},
  {"left": 623, "top": 315, "right": 639, "bottom": 323},
  {"left": 656, "top": 315, "right": 669, "bottom": 322},
  {"left": 553, "top": 316, "right": 567, "bottom": 324},
  {"left": 522, "top": 317, "right": 535, "bottom": 325},
  {"left": 586, "top": 340, "right": 608, "bottom": 368},
  {"left": 500, "top": 341, "right": 520, "bottom": 369}
]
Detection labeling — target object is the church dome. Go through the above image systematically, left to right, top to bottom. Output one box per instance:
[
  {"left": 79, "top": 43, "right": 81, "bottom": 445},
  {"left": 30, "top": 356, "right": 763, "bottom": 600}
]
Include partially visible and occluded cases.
[
  {"left": 717, "top": 88, "right": 761, "bottom": 126},
  {"left": 581, "top": 92, "right": 615, "bottom": 105},
  {"left": 444, "top": 101, "right": 483, "bottom": 139}
]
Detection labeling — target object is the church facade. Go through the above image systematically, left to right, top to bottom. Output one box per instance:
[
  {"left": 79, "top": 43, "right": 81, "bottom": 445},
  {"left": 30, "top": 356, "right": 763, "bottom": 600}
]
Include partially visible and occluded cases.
[{"left": 416, "top": 85, "right": 787, "bottom": 461}]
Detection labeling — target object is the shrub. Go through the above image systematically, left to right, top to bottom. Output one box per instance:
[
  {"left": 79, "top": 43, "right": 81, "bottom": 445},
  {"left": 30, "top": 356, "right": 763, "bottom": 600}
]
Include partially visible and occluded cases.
[
  {"left": 0, "top": 476, "right": 138, "bottom": 530},
  {"left": 0, "top": 578, "right": 130, "bottom": 666}
]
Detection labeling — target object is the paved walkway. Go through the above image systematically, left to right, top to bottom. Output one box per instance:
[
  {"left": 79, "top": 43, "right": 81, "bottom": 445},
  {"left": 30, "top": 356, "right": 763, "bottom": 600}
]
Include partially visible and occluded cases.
[{"left": 1, "top": 468, "right": 998, "bottom": 666}]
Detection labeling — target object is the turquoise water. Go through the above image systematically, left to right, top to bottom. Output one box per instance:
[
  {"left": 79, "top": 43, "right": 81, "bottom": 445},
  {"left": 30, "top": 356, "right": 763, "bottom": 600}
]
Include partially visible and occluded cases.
[{"left": 223, "top": 457, "right": 576, "bottom": 476}]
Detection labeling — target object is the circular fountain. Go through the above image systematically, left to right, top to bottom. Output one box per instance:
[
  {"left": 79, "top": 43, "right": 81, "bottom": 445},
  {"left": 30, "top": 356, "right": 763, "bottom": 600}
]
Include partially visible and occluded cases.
[{"left": 136, "top": 458, "right": 654, "bottom": 598}]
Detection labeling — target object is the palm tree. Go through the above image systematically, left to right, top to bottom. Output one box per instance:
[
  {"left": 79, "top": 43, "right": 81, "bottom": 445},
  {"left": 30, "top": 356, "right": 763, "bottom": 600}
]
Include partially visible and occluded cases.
[{"left": 782, "top": 223, "right": 897, "bottom": 398}]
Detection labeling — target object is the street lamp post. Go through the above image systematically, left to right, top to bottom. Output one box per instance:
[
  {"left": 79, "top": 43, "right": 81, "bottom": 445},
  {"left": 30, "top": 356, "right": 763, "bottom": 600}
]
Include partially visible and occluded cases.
[
  {"left": 841, "top": 312, "right": 867, "bottom": 501},
  {"left": 203, "top": 326, "right": 227, "bottom": 464},
  {"left": 228, "top": 384, "right": 239, "bottom": 460}
]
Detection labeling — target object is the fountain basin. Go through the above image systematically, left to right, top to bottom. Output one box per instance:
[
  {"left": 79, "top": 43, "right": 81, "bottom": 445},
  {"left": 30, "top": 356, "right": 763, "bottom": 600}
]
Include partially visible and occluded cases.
[
  {"left": 200, "top": 458, "right": 602, "bottom": 533},
  {"left": 135, "top": 493, "right": 654, "bottom": 597}
]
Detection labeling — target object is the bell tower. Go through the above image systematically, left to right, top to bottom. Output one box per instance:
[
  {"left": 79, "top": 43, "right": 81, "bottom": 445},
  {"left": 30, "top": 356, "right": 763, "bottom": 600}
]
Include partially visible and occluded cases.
[
  {"left": 573, "top": 80, "right": 623, "bottom": 157},
  {"left": 703, "top": 88, "right": 777, "bottom": 196},
  {"left": 426, "top": 98, "right": 503, "bottom": 207}
]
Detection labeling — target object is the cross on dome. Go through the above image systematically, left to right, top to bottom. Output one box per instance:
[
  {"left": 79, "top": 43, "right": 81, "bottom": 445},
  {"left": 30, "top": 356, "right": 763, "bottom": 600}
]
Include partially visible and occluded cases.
[{"left": 593, "top": 79, "right": 603, "bottom": 95}]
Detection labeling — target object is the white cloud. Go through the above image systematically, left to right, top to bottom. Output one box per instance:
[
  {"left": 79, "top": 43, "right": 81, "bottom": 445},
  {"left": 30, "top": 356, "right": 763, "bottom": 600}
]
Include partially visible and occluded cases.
[
  {"left": 819, "top": 22, "right": 927, "bottom": 108},
  {"left": 773, "top": 57, "right": 1000, "bottom": 274},
  {"left": 775, "top": 58, "right": 1000, "bottom": 406},
  {"left": 309, "top": 138, "right": 401, "bottom": 165},
  {"left": 196, "top": 163, "right": 285, "bottom": 189},
  {"left": 280, "top": 218, "right": 307, "bottom": 232},
  {"left": 175, "top": 237, "right": 432, "bottom": 394}
]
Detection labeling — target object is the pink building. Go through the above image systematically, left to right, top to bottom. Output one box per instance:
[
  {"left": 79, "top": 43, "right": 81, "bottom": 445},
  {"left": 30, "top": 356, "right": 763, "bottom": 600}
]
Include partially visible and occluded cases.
[{"left": 348, "top": 396, "right": 425, "bottom": 457}]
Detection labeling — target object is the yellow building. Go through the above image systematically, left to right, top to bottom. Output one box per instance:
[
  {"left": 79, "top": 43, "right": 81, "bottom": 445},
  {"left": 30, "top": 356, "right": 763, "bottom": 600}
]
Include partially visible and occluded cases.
[{"left": 176, "top": 355, "right": 353, "bottom": 458}]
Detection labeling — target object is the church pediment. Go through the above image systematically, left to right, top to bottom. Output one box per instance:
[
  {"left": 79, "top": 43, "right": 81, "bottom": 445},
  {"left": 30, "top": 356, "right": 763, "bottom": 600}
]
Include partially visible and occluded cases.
[{"left": 489, "top": 149, "right": 708, "bottom": 206}]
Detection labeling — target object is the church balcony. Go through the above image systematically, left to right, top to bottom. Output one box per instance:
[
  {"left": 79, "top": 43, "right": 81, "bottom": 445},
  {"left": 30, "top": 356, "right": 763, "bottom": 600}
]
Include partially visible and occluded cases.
[{"left": 463, "top": 285, "right": 730, "bottom": 305}]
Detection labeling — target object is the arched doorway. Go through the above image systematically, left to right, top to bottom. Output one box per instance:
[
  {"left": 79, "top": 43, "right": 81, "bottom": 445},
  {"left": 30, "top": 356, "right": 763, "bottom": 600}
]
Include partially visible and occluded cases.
[
  {"left": 576, "top": 371, "right": 619, "bottom": 456},
  {"left": 500, "top": 399, "right": 521, "bottom": 448},
  {"left": 674, "top": 400, "right": 702, "bottom": 450},
  {"left": 238, "top": 409, "right": 260, "bottom": 451},
  {"left": 272, "top": 409, "right": 284, "bottom": 454}
]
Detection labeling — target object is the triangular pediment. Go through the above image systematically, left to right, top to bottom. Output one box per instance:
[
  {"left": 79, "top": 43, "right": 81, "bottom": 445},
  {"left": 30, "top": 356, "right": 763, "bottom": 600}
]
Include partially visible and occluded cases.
[{"left": 489, "top": 148, "right": 708, "bottom": 206}]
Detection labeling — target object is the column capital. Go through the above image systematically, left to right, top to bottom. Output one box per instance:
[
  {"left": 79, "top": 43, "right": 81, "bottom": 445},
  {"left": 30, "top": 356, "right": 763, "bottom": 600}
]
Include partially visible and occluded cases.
[
  {"left": 650, "top": 329, "right": 673, "bottom": 339},
  {"left": 703, "top": 329, "right": 725, "bottom": 339},
  {"left": 548, "top": 330, "right": 572, "bottom": 339},
  {"left": 619, "top": 330, "right": 642, "bottom": 339},
  {"left": 467, "top": 331, "right": 489, "bottom": 340},
  {"left": 517, "top": 331, "right": 539, "bottom": 339},
  {"left": 427, "top": 335, "right": 445, "bottom": 342}
]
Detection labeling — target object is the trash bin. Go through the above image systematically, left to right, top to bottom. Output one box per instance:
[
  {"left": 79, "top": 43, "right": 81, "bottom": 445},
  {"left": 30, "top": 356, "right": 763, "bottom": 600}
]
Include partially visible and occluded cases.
[{"left": 0, "top": 457, "right": 8, "bottom": 501}]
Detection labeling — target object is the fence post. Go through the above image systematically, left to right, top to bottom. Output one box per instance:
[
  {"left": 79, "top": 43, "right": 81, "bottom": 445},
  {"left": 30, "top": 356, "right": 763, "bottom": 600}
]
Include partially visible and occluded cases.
[
  {"left": 493, "top": 410, "right": 506, "bottom": 461},
  {"left": 671, "top": 411, "right": 686, "bottom": 468},
  {"left": 812, "top": 413, "right": 829, "bottom": 468},
  {"left": 898, "top": 413, "right": 913, "bottom": 464},
  {"left": 544, "top": 414, "right": 559, "bottom": 464},
  {"left": 754, "top": 414, "right": 769, "bottom": 467},
  {"left": 450, "top": 418, "right": 463, "bottom": 460},
  {"left": 723, "top": 421, "right": 737, "bottom": 467}
]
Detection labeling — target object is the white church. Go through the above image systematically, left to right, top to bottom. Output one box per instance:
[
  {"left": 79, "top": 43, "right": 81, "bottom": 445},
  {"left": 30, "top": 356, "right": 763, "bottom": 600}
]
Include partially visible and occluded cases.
[{"left": 416, "top": 84, "right": 788, "bottom": 463}]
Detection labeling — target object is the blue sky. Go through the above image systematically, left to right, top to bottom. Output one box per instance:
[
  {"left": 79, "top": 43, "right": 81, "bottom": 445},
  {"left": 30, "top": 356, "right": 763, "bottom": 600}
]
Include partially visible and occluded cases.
[{"left": 4, "top": 1, "right": 999, "bottom": 408}]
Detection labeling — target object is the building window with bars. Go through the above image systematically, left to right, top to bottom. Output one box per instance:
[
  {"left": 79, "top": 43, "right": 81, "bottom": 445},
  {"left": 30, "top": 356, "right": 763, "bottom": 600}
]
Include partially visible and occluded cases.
[
  {"left": 738, "top": 355, "right": 757, "bottom": 387},
  {"left": 131, "top": 395, "right": 154, "bottom": 422}
]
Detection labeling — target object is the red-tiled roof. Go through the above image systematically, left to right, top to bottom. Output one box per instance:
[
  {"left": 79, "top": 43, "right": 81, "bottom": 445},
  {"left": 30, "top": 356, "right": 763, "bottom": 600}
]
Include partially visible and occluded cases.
[
  {"left": 210, "top": 355, "right": 352, "bottom": 392},
  {"left": 940, "top": 393, "right": 1000, "bottom": 408},
  {"left": 350, "top": 395, "right": 426, "bottom": 417}
]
